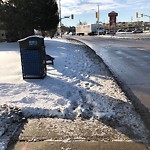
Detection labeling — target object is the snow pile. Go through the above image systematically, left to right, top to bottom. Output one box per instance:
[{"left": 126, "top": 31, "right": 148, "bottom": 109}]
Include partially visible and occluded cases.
[
  {"left": 100, "top": 32, "right": 150, "bottom": 39},
  {"left": 0, "top": 38, "right": 149, "bottom": 145},
  {"left": 0, "top": 39, "right": 129, "bottom": 118},
  {"left": 0, "top": 104, "right": 23, "bottom": 150}
]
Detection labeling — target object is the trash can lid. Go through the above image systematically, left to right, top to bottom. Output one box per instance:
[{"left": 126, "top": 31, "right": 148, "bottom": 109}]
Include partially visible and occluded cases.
[{"left": 18, "top": 35, "right": 44, "bottom": 42}]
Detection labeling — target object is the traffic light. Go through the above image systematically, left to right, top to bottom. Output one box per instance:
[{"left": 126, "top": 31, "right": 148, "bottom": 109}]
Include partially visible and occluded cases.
[
  {"left": 96, "top": 12, "right": 99, "bottom": 18},
  {"left": 136, "top": 12, "right": 138, "bottom": 18},
  {"left": 141, "top": 13, "right": 144, "bottom": 17},
  {"left": 71, "top": 14, "right": 74, "bottom": 19}
]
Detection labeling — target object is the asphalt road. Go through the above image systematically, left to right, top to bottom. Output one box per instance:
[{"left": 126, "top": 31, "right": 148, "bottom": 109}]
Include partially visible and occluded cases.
[{"left": 69, "top": 36, "right": 150, "bottom": 130}]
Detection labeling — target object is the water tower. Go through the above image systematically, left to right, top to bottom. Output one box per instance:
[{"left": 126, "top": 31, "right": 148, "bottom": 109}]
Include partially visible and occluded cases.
[{"left": 108, "top": 11, "right": 118, "bottom": 32}]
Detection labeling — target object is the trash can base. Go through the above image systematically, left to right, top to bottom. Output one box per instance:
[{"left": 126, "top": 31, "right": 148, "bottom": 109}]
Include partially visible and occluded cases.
[{"left": 23, "top": 74, "right": 46, "bottom": 79}]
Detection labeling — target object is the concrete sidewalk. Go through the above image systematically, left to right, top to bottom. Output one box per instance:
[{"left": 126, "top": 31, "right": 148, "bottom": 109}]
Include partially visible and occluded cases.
[
  {"left": 7, "top": 118, "right": 149, "bottom": 150},
  {"left": 8, "top": 141, "right": 148, "bottom": 150}
]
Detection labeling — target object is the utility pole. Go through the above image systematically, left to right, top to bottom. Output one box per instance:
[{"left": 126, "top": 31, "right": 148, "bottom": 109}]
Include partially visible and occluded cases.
[
  {"left": 58, "top": 0, "right": 74, "bottom": 37},
  {"left": 59, "top": 0, "right": 62, "bottom": 37},
  {"left": 97, "top": 5, "right": 99, "bottom": 24},
  {"left": 97, "top": 5, "right": 100, "bottom": 35},
  {"left": 143, "top": 14, "right": 150, "bottom": 31},
  {"left": 131, "top": 16, "right": 133, "bottom": 22}
]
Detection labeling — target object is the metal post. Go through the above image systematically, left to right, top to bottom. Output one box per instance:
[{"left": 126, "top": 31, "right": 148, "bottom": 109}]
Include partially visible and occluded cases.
[
  {"left": 59, "top": 0, "right": 62, "bottom": 37},
  {"left": 97, "top": 5, "right": 100, "bottom": 35},
  {"left": 97, "top": 5, "right": 99, "bottom": 24},
  {"left": 143, "top": 14, "right": 150, "bottom": 31},
  {"left": 131, "top": 16, "right": 133, "bottom": 22},
  {"left": 148, "top": 16, "right": 150, "bottom": 31}
]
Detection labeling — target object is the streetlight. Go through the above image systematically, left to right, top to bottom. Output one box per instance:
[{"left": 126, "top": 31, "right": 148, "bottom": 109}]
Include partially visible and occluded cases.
[
  {"left": 58, "top": 0, "right": 62, "bottom": 37},
  {"left": 58, "top": 0, "right": 74, "bottom": 37},
  {"left": 96, "top": 5, "right": 101, "bottom": 35}
]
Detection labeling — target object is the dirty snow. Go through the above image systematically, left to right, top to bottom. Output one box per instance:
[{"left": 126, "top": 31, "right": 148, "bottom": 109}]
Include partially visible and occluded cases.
[
  {"left": 98, "top": 31, "right": 150, "bottom": 39},
  {"left": 0, "top": 38, "right": 149, "bottom": 149},
  {"left": 0, "top": 105, "right": 24, "bottom": 150}
]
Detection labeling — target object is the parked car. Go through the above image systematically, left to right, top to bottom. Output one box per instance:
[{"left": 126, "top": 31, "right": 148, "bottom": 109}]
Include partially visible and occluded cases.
[
  {"left": 97, "top": 28, "right": 106, "bottom": 35},
  {"left": 132, "top": 28, "right": 143, "bottom": 33},
  {"left": 116, "top": 29, "right": 125, "bottom": 34},
  {"left": 125, "top": 29, "right": 132, "bottom": 33},
  {"left": 125, "top": 29, "right": 132, "bottom": 32},
  {"left": 106, "top": 30, "right": 115, "bottom": 35},
  {"left": 69, "top": 32, "right": 76, "bottom": 35}
]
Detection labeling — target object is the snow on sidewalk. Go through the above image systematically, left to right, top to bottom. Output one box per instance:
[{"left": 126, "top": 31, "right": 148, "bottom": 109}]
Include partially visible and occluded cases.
[
  {"left": 0, "top": 38, "right": 149, "bottom": 145},
  {"left": 0, "top": 38, "right": 126, "bottom": 119}
]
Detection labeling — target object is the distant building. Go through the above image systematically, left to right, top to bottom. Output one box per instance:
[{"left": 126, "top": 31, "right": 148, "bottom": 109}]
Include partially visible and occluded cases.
[{"left": 103, "top": 21, "right": 150, "bottom": 31}]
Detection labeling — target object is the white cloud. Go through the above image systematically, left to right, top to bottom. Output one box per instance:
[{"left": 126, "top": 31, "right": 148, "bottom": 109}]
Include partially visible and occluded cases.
[
  {"left": 58, "top": 0, "right": 149, "bottom": 17},
  {"left": 58, "top": 0, "right": 80, "bottom": 6},
  {"left": 59, "top": 0, "right": 123, "bottom": 16},
  {"left": 86, "top": 0, "right": 114, "bottom": 4}
]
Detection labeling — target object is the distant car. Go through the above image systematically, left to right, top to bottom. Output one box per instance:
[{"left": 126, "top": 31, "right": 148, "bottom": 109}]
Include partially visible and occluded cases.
[
  {"left": 97, "top": 28, "right": 106, "bottom": 35},
  {"left": 132, "top": 28, "right": 143, "bottom": 33},
  {"left": 117, "top": 29, "right": 125, "bottom": 32},
  {"left": 125, "top": 29, "right": 132, "bottom": 32},
  {"left": 125, "top": 29, "right": 133, "bottom": 34},
  {"left": 106, "top": 30, "right": 115, "bottom": 35},
  {"left": 64, "top": 32, "right": 69, "bottom": 35},
  {"left": 69, "top": 32, "right": 76, "bottom": 35}
]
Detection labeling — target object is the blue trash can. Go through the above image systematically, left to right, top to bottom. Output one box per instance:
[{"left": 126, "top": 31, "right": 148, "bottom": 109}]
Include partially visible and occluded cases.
[{"left": 19, "top": 36, "right": 46, "bottom": 79}]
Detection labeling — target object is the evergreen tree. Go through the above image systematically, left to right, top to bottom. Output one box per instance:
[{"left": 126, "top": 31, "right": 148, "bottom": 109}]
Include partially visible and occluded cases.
[{"left": 0, "top": 0, "right": 59, "bottom": 40}]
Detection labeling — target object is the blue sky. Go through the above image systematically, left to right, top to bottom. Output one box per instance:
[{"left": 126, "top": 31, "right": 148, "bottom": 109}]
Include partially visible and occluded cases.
[{"left": 57, "top": 0, "right": 150, "bottom": 26}]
